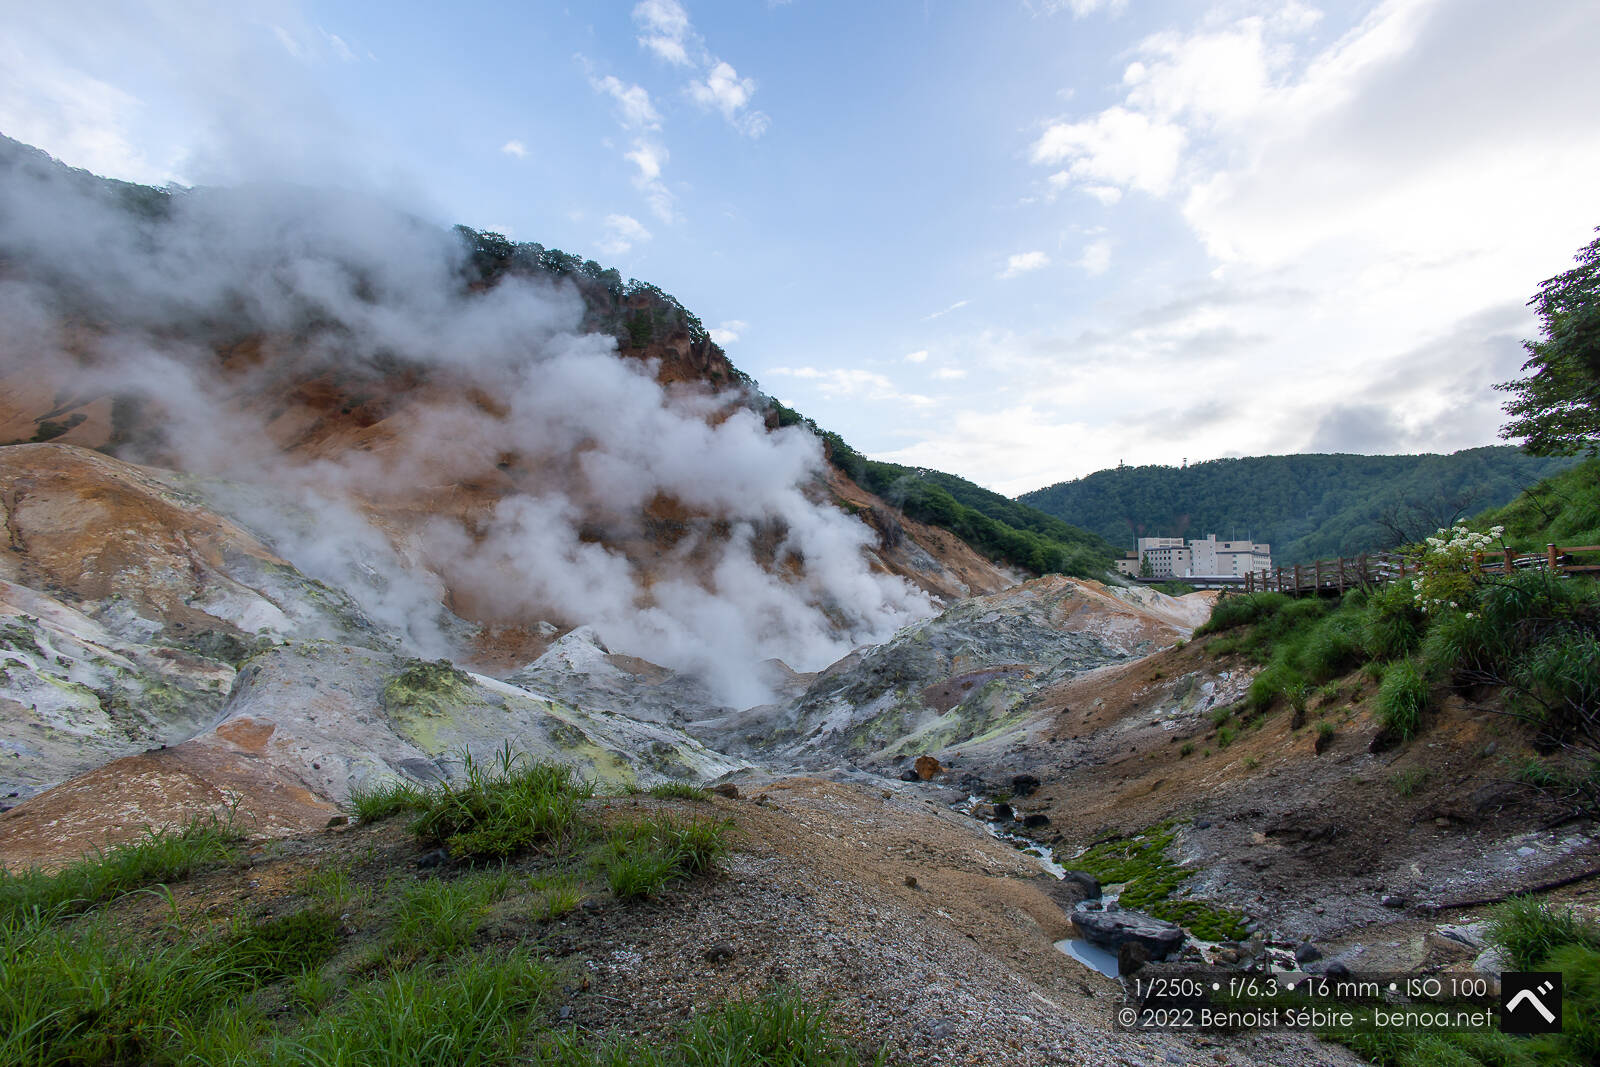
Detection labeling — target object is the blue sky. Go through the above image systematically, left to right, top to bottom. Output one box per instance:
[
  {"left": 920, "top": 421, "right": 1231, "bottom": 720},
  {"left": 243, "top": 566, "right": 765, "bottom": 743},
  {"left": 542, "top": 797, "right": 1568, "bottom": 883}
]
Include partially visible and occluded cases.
[{"left": 5, "top": 1, "right": 1600, "bottom": 493}]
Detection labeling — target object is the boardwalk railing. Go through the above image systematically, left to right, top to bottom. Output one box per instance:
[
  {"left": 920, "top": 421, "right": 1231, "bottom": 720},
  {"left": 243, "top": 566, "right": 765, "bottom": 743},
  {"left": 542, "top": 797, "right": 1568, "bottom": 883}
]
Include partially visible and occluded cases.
[{"left": 1241, "top": 544, "right": 1600, "bottom": 596}]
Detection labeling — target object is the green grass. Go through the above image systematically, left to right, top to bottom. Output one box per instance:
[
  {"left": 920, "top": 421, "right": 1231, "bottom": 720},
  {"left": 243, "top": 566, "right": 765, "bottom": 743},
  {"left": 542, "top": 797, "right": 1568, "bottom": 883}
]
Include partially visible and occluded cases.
[
  {"left": 1474, "top": 457, "right": 1600, "bottom": 552},
  {"left": 1376, "top": 659, "right": 1430, "bottom": 741},
  {"left": 0, "top": 742, "right": 777, "bottom": 1065},
  {"left": 410, "top": 746, "right": 590, "bottom": 860},
  {"left": 1388, "top": 767, "right": 1429, "bottom": 797},
  {"left": 349, "top": 777, "right": 430, "bottom": 822},
  {"left": 646, "top": 782, "right": 712, "bottom": 801},
  {"left": 596, "top": 814, "right": 731, "bottom": 900},
  {"left": 0, "top": 815, "right": 237, "bottom": 927},
  {"left": 1060, "top": 824, "right": 1248, "bottom": 942},
  {"left": 388, "top": 868, "right": 518, "bottom": 959},
  {"left": 527, "top": 873, "right": 585, "bottom": 920},
  {"left": 1333, "top": 895, "right": 1600, "bottom": 1066},
  {"left": 1488, "top": 895, "right": 1600, "bottom": 971},
  {"left": 228, "top": 908, "right": 343, "bottom": 983},
  {"left": 267, "top": 950, "right": 558, "bottom": 1065}
]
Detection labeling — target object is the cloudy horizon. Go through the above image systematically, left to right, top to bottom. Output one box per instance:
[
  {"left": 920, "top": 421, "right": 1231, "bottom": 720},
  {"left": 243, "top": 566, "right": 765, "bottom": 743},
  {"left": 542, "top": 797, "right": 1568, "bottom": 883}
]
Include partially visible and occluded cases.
[{"left": 3, "top": 0, "right": 1598, "bottom": 495}]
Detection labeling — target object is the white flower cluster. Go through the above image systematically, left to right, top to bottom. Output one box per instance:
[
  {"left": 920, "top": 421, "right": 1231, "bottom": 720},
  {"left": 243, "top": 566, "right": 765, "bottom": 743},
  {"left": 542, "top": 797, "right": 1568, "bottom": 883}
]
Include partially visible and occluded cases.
[
  {"left": 1409, "top": 525, "right": 1506, "bottom": 615},
  {"left": 1421, "top": 525, "right": 1503, "bottom": 553}
]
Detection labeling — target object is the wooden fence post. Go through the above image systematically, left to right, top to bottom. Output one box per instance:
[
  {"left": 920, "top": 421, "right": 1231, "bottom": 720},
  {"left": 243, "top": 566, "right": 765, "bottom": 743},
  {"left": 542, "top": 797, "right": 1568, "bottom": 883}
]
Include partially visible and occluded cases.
[
  {"left": 1548, "top": 544, "right": 1560, "bottom": 575},
  {"left": 1503, "top": 546, "right": 1514, "bottom": 575},
  {"left": 1338, "top": 557, "right": 1346, "bottom": 594},
  {"left": 1315, "top": 559, "right": 1324, "bottom": 593},
  {"left": 1293, "top": 564, "right": 1302, "bottom": 594}
]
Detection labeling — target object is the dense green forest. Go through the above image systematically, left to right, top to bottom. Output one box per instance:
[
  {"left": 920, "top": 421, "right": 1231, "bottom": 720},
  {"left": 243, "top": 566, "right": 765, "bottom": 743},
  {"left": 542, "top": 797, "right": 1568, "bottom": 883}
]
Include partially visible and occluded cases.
[
  {"left": 765, "top": 402, "right": 1115, "bottom": 579},
  {"left": 1019, "top": 449, "right": 1577, "bottom": 566}
]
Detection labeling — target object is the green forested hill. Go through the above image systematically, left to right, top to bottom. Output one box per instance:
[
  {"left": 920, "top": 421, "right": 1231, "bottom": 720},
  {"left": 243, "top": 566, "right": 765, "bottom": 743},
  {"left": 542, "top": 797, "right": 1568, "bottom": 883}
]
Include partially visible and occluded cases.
[{"left": 1018, "top": 448, "right": 1577, "bottom": 566}]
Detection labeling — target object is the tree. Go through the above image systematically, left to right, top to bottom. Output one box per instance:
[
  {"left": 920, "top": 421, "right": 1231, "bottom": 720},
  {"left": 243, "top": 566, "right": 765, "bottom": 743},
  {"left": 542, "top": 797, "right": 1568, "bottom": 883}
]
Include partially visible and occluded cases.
[{"left": 1498, "top": 227, "right": 1600, "bottom": 456}]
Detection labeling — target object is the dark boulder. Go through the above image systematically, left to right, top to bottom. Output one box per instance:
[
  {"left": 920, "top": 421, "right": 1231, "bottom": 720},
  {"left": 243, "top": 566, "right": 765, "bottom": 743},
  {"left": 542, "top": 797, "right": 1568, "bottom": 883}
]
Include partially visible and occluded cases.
[
  {"left": 1010, "top": 773, "right": 1042, "bottom": 797},
  {"left": 1061, "top": 870, "right": 1101, "bottom": 901},
  {"left": 1071, "top": 900, "right": 1186, "bottom": 960}
]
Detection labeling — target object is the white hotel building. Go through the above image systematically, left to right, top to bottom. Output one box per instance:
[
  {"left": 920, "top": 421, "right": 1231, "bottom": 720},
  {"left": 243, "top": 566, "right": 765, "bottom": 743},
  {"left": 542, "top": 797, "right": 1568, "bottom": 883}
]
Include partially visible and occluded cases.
[{"left": 1115, "top": 534, "right": 1272, "bottom": 579}]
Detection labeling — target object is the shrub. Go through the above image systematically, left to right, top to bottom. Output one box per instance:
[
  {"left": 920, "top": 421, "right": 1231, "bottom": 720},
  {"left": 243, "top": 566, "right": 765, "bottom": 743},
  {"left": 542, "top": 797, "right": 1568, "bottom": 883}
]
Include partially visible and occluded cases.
[
  {"left": 1407, "top": 526, "right": 1502, "bottom": 615},
  {"left": 1364, "top": 582, "right": 1425, "bottom": 659},
  {"left": 1197, "top": 593, "right": 1289, "bottom": 636},
  {"left": 1300, "top": 617, "right": 1365, "bottom": 683},
  {"left": 1511, "top": 631, "right": 1600, "bottom": 734},
  {"left": 1376, "top": 660, "right": 1430, "bottom": 741}
]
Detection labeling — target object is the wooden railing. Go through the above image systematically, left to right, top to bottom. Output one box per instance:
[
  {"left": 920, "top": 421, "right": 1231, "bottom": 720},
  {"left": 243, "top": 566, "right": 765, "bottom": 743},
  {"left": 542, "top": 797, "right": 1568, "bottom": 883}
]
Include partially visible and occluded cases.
[{"left": 1241, "top": 544, "right": 1600, "bottom": 596}]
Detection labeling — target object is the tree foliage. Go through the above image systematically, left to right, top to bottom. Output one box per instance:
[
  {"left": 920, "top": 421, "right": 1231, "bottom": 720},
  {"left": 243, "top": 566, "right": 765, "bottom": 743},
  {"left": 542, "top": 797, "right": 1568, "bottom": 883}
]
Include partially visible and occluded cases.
[{"left": 1499, "top": 226, "right": 1600, "bottom": 456}]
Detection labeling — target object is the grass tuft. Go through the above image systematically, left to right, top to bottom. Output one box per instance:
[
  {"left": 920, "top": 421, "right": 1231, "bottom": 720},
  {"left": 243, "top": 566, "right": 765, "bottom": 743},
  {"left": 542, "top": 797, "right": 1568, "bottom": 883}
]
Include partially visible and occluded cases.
[
  {"left": 1376, "top": 660, "right": 1430, "bottom": 742},
  {"left": 410, "top": 746, "right": 589, "bottom": 860},
  {"left": 349, "top": 778, "right": 430, "bottom": 822},
  {"left": 646, "top": 782, "right": 712, "bottom": 802},
  {"left": 0, "top": 814, "right": 237, "bottom": 928},
  {"left": 598, "top": 814, "right": 731, "bottom": 900},
  {"left": 1488, "top": 895, "right": 1600, "bottom": 972}
]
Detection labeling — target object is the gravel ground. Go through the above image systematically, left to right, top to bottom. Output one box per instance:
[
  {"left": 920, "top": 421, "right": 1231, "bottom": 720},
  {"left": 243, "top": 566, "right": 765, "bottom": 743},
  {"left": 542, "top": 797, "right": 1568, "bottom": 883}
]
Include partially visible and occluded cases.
[{"left": 558, "top": 776, "right": 1362, "bottom": 1066}]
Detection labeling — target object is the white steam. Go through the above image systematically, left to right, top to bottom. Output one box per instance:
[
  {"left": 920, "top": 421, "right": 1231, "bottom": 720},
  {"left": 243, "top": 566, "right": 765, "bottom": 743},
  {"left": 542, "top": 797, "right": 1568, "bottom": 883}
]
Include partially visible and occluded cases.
[{"left": 0, "top": 140, "right": 933, "bottom": 704}]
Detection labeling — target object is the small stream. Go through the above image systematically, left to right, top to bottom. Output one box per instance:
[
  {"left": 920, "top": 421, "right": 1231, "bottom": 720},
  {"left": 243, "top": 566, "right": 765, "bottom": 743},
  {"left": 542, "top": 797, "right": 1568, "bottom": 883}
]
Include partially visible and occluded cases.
[{"left": 953, "top": 795, "right": 1119, "bottom": 977}]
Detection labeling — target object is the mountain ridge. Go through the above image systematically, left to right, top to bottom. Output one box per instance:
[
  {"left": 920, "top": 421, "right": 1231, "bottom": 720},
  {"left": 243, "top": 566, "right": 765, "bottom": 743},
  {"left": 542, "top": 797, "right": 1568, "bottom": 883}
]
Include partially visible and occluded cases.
[{"left": 1019, "top": 447, "right": 1576, "bottom": 566}]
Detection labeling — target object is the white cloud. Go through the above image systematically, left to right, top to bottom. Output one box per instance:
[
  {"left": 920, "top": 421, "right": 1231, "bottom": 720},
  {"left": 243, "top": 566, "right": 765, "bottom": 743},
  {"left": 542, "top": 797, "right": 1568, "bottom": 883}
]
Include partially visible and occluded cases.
[
  {"left": 633, "top": 0, "right": 696, "bottom": 66},
  {"left": 633, "top": 0, "right": 770, "bottom": 137},
  {"left": 972, "top": 0, "right": 1600, "bottom": 488},
  {"left": 1028, "top": 0, "right": 1129, "bottom": 17},
  {"left": 322, "top": 30, "right": 358, "bottom": 64},
  {"left": 689, "top": 61, "right": 770, "bottom": 137},
  {"left": 590, "top": 74, "right": 661, "bottom": 130},
  {"left": 1033, "top": 106, "right": 1187, "bottom": 197},
  {"left": 500, "top": 139, "right": 528, "bottom": 158},
  {"left": 625, "top": 139, "right": 675, "bottom": 222},
  {"left": 596, "top": 213, "right": 652, "bottom": 256},
  {"left": 1077, "top": 239, "right": 1111, "bottom": 276},
  {"left": 999, "top": 250, "right": 1050, "bottom": 278},
  {"left": 923, "top": 299, "right": 969, "bottom": 320},
  {"left": 709, "top": 319, "right": 747, "bottom": 345},
  {"left": 904, "top": 349, "right": 929, "bottom": 363},
  {"left": 771, "top": 366, "right": 935, "bottom": 408},
  {"left": 933, "top": 367, "right": 967, "bottom": 380}
]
